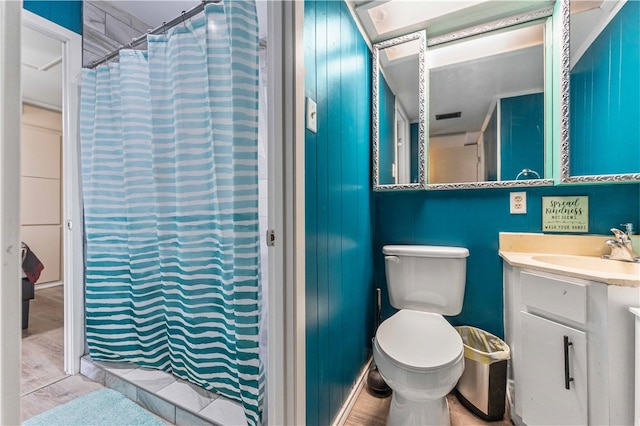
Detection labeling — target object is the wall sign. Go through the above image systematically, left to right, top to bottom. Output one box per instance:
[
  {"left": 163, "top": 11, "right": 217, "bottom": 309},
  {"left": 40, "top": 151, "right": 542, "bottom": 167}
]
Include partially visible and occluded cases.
[{"left": 542, "top": 196, "right": 589, "bottom": 233}]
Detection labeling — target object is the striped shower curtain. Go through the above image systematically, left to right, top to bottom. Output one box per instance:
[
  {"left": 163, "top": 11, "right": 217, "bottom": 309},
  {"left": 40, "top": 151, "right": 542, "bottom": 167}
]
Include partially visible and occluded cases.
[{"left": 79, "top": 2, "right": 263, "bottom": 424}]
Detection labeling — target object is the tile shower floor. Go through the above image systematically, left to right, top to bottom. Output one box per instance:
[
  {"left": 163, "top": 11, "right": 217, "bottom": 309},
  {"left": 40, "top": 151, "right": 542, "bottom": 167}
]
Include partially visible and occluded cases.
[{"left": 80, "top": 356, "right": 246, "bottom": 425}]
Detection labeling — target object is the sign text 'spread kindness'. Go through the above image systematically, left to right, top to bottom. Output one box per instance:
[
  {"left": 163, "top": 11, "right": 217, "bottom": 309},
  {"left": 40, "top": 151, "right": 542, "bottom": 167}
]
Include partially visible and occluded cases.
[{"left": 542, "top": 196, "right": 589, "bottom": 233}]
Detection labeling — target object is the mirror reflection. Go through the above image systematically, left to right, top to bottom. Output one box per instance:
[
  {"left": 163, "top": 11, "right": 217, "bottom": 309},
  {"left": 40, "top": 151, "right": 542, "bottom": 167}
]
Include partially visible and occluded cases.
[
  {"left": 567, "top": 0, "right": 640, "bottom": 180},
  {"left": 427, "top": 22, "right": 546, "bottom": 184},
  {"left": 374, "top": 31, "right": 426, "bottom": 189}
]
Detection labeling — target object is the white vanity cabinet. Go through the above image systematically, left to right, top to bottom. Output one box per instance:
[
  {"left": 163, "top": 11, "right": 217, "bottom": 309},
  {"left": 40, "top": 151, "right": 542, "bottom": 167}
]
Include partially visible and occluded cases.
[{"left": 504, "top": 264, "right": 640, "bottom": 426}]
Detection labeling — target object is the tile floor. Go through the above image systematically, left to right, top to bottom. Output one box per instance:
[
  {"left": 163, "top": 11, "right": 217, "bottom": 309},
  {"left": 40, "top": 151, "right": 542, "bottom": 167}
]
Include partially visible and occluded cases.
[{"left": 81, "top": 356, "right": 247, "bottom": 425}]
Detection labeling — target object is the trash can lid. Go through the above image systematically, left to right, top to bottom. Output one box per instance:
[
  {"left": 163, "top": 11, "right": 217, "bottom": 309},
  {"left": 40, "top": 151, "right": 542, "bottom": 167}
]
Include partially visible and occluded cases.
[
  {"left": 376, "top": 310, "right": 463, "bottom": 371},
  {"left": 455, "top": 326, "right": 511, "bottom": 363}
]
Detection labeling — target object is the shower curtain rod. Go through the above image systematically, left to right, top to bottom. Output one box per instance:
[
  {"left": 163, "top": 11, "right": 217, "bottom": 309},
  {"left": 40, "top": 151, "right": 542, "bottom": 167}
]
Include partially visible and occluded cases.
[{"left": 88, "top": 0, "right": 220, "bottom": 69}]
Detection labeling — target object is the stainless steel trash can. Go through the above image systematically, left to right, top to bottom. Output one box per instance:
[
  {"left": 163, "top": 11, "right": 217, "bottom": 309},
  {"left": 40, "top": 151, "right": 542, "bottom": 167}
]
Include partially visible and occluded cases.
[{"left": 455, "top": 326, "right": 511, "bottom": 421}]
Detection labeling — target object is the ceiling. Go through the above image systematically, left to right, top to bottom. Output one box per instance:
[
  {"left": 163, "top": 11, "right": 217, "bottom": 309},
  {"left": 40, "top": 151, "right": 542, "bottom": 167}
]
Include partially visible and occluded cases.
[
  {"left": 112, "top": 0, "right": 268, "bottom": 39},
  {"left": 350, "top": 0, "right": 555, "bottom": 44},
  {"left": 21, "top": 25, "right": 63, "bottom": 110}
]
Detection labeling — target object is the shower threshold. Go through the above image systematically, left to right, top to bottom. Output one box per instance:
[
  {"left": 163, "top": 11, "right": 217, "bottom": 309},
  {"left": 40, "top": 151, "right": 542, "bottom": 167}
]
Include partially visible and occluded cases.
[{"left": 80, "top": 356, "right": 247, "bottom": 425}]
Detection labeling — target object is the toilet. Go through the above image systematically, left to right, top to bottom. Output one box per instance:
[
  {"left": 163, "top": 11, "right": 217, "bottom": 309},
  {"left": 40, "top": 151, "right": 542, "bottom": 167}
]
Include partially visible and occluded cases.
[{"left": 373, "top": 245, "right": 469, "bottom": 425}]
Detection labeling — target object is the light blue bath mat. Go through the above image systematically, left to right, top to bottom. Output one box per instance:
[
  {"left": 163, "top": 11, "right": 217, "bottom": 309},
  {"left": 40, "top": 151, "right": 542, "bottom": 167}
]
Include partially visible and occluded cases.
[{"left": 23, "top": 388, "right": 165, "bottom": 426}]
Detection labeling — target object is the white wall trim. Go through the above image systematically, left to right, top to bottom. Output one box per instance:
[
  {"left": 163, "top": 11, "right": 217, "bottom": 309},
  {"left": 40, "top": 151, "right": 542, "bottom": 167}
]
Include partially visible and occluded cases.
[
  {"left": 267, "top": 1, "right": 306, "bottom": 424},
  {"left": 0, "top": 2, "right": 23, "bottom": 424},
  {"left": 266, "top": 2, "right": 284, "bottom": 422},
  {"left": 292, "top": 2, "right": 306, "bottom": 424},
  {"left": 22, "top": 10, "right": 84, "bottom": 376},
  {"left": 22, "top": 98, "right": 63, "bottom": 113},
  {"left": 35, "top": 280, "right": 64, "bottom": 290},
  {"left": 332, "top": 357, "right": 374, "bottom": 426}
]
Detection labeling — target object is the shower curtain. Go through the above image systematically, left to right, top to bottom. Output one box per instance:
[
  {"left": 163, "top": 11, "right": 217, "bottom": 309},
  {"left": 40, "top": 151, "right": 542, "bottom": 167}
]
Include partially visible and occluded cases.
[{"left": 79, "top": 2, "right": 263, "bottom": 424}]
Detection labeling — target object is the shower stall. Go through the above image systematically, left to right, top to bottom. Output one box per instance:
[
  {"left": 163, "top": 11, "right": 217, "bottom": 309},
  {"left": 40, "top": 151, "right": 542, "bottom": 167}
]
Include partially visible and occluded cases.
[{"left": 79, "top": 2, "right": 269, "bottom": 424}]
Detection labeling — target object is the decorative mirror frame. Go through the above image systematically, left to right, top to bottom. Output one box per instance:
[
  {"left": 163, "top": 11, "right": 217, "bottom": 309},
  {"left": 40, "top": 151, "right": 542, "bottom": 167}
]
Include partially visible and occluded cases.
[
  {"left": 559, "top": 0, "right": 640, "bottom": 183},
  {"left": 425, "top": 7, "right": 556, "bottom": 190},
  {"left": 372, "top": 30, "right": 427, "bottom": 191}
]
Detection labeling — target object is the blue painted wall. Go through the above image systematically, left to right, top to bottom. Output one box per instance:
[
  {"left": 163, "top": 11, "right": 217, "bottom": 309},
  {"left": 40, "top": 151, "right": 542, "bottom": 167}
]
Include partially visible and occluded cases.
[
  {"left": 23, "top": 1, "right": 82, "bottom": 34},
  {"left": 304, "top": 1, "right": 374, "bottom": 424},
  {"left": 570, "top": 1, "right": 639, "bottom": 175},
  {"left": 500, "top": 93, "right": 544, "bottom": 180},
  {"left": 374, "top": 184, "right": 640, "bottom": 338}
]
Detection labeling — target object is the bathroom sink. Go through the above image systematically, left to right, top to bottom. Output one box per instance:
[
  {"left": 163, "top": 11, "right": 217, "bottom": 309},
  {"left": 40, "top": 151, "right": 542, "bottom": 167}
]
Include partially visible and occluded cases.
[{"left": 532, "top": 254, "right": 640, "bottom": 276}]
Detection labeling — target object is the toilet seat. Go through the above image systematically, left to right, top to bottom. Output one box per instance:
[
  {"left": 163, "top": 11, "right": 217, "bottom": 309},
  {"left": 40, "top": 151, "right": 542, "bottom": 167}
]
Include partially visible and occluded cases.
[{"left": 376, "top": 310, "right": 463, "bottom": 372}]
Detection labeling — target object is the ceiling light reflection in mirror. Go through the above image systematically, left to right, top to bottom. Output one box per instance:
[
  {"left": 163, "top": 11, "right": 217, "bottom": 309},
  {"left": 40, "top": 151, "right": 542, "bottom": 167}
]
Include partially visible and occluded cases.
[{"left": 366, "top": 0, "right": 491, "bottom": 37}]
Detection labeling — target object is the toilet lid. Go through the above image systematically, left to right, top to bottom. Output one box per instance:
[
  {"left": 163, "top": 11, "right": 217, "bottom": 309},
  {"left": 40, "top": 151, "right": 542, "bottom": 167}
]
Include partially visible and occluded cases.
[{"left": 376, "top": 310, "right": 463, "bottom": 371}]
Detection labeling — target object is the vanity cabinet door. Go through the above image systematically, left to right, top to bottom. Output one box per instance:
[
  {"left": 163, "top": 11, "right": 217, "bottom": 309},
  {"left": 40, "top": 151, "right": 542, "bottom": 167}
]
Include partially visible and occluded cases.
[{"left": 520, "top": 312, "right": 588, "bottom": 425}]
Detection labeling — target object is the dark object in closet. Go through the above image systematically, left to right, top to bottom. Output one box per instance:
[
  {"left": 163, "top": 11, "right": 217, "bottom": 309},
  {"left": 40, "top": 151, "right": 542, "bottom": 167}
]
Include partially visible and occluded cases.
[
  {"left": 21, "top": 242, "right": 44, "bottom": 329},
  {"left": 22, "top": 242, "right": 44, "bottom": 283},
  {"left": 22, "top": 278, "right": 35, "bottom": 330}
]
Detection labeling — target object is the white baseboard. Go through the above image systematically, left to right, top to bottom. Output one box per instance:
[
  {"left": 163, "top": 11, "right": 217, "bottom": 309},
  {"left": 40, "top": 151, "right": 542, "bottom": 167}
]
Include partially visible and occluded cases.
[
  {"left": 35, "top": 281, "right": 63, "bottom": 290},
  {"left": 332, "top": 357, "right": 373, "bottom": 426}
]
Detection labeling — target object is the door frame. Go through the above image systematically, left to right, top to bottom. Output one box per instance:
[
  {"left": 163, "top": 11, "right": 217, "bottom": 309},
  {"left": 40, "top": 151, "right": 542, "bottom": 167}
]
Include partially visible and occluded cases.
[
  {"left": 0, "top": 1, "right": 23, "bottom": 423},
  {"left": 267, "top": 1, "right": 306, "bottom": 424},
  {"left": 22, "top": 10, "right": 84, "bottom": 375}
]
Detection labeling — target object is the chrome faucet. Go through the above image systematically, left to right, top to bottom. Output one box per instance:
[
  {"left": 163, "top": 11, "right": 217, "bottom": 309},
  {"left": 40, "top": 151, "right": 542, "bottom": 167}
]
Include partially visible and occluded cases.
[{"left": 605, "top": 224, "right": 639, "bottom": 263}]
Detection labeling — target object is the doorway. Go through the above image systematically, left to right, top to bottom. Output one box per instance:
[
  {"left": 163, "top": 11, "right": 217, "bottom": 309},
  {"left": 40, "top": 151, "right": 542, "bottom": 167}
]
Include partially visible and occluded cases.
[
  {"left": 20, "top": 10, "right": 84, "bottom": 384},
  {"left": 20, "top": 25, "right": 65, "bottom": 399}
]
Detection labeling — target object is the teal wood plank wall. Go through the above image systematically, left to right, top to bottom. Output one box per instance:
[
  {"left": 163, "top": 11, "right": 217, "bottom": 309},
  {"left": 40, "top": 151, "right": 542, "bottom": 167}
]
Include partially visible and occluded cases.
[
  {"left": 23, "top": 1, "right": 82, "bottom": 34},
  {"left": 304, "top": 1, "right": 374, "bottom": 424},
  {"left": 570, "top": 1, "right": 639, "bottom": 175},
  {"left": 499, "top": 93, "right": 544, "bottom": 181}
]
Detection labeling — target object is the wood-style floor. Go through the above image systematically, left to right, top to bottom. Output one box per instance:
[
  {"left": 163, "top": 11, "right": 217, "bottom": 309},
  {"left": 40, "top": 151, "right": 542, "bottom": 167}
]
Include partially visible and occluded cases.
[
  {"left": 19, "top": 285, "right": 106, "bottom": 422},
  {"left": 21, "top": 285, "right": 66, "bottom": 396},
  {"left": 21, "top": 374, "right": 105, "bottom": 421},
  {"left": 345, "top": 385, "right": 515, "bottom": 426}
]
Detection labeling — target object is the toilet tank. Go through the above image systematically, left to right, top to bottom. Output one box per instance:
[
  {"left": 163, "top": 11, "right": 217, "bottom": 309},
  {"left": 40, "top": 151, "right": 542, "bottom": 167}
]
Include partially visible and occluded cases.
[{"left": 383, "top": 245, "right": 469, "bottom": 315}]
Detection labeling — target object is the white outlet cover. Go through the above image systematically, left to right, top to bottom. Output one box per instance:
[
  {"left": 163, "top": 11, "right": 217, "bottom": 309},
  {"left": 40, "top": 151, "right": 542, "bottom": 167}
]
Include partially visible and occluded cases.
[
  {"left": 306, "top": 97, "right": 317, "bottom": 133},
  {"left": 510, "top": 192, "right": 527, "bottom": 214}
]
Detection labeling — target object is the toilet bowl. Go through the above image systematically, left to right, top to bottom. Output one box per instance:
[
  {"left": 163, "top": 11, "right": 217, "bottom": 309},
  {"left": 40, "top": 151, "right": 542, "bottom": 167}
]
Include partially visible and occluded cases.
[
  {"left": 375, "top": 245, "right": 469, "bottom": 425},
  {"left": 373, "top": 310, "right": 464, "bottom": 425}
]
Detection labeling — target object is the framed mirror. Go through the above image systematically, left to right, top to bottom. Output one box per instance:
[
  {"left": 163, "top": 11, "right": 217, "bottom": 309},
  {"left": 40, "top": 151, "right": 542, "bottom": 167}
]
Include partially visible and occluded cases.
[
  {"left": 562, "top": 0, "right": 640, "bottom": 183},
  {"left": 366, "top": 3, "right": 560, "bottom": 191},
  {"left": 425, "top": 11, "right": 555, "bottom": 189},
  {"left": 372, "top": 30, "right": 426, "bottom": 191}
]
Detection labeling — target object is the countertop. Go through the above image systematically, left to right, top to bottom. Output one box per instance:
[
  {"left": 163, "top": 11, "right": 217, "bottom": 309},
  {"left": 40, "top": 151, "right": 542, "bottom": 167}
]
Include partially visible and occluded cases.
[
  {"left": 499, "top": 232, "right": 640, "bottom": 287},
  {"left": 499, "top": 251, "right": 640, "bottom": 287}
]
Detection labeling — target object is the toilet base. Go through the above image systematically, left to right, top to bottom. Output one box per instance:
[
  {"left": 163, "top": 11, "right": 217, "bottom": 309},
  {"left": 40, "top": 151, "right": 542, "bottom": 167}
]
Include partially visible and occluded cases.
[{"left": 387, "top": 392, "right": 450, "bottom": 426}]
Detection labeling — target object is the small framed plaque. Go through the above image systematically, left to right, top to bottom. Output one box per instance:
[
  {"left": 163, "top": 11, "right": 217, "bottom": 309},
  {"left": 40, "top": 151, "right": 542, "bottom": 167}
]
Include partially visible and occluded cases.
[{"left": 542, "top": 196, "right": 589, "bottom": 233}]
